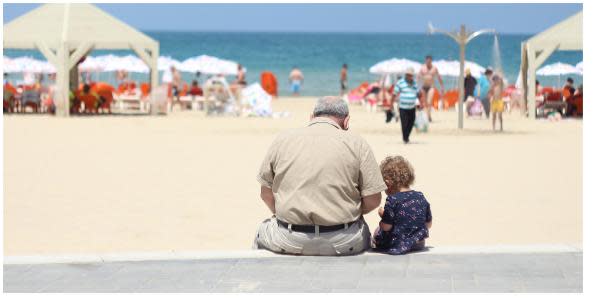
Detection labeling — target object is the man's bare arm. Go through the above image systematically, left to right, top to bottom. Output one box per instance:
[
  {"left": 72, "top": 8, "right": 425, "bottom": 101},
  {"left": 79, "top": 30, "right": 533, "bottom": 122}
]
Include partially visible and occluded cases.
[
  {"left": 436, "top": 72, "right": 445, "bottom": 93},
  {"left": 260, "top": 186, "right": 276, "bottom": 214},
  {"left": 361, "top": 192, "right": 382, "bottom": 215}
]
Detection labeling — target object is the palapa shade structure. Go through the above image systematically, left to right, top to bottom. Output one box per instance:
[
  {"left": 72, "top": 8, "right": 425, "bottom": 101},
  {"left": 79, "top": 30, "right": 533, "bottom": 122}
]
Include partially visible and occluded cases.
[
  {"left": 3, "top": 3, "right": 160, "bottom": 116},
  {"left": 520, "top": 11, "right": 582, "bottom": 118}
]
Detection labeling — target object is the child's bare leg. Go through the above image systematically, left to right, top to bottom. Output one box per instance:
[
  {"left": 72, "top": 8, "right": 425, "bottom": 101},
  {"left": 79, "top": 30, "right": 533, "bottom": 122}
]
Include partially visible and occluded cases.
[{"left": 492, "top": 112, "right": 497, "bottom": 130}]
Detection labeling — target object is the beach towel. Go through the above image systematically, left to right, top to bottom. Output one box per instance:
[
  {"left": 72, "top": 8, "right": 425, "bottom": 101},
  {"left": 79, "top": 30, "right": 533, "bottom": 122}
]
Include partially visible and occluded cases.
[{"left": 241, "top": 83, "right": 273, "bottom": 117}]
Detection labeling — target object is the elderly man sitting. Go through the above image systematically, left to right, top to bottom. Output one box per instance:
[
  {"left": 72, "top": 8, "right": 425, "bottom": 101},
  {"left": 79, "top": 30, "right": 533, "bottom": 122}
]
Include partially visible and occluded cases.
[{"left": 253, "top": 96, "right": 387, "bottom": 256}]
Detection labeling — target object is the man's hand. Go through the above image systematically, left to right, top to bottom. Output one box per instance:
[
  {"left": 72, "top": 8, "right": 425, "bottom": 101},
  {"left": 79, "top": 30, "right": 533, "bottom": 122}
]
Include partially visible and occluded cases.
[
  {"left": 260, "top": 186, "right": 276, "bottom": 214},
  {"left": 361, "top": 193, "right": 382, "bottom": 215}
]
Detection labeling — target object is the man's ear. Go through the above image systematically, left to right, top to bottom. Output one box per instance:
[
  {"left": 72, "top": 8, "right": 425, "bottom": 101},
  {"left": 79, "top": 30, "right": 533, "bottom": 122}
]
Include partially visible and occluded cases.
[
  {"left": 310, "top": 113, "right": 315, "bottom": 120},
  {"left": 343, "top": 115, "right": 350, "bottom": 130}
]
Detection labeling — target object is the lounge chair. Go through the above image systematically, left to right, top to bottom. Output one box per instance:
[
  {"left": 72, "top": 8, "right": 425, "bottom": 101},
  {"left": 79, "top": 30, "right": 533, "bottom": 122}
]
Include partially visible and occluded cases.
[{"left": 20, "top": 90, "right": 42, "bottom": 113}]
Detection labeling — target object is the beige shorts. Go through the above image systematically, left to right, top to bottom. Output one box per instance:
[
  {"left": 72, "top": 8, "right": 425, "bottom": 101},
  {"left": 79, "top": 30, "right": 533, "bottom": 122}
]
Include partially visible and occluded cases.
[{"left": 253, "top": 216, "right": 371, "bottom": 256}]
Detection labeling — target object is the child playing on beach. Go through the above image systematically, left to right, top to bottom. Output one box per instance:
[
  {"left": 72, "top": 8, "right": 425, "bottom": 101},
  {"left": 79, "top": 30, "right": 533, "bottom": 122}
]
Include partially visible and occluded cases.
[
  {"left": 489, "top": 74, "right": 505, "bottom": 131},
  {"left": 372, "top": 156, "right": 432, "bottom": 255}
]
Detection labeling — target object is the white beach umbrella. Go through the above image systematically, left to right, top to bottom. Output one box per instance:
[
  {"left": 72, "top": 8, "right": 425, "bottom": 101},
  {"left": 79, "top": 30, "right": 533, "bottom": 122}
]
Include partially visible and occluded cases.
[
  {"left": 103, "top": 55, "right": 149, "bottom": 73},
  {"left": 180, "top": 55, "right": 243, "bottom": 75},
  {"left": 3, "top": 56, "right": 55, "bottom": 73},
  {"left": 3, "top": 56, "right": 17, "bottom": 73},
  {"left": 78, "top": 56, "right": 105, "bottom": 72},
  {"left": 158, "top": 56, "right": 183, "bottom": 71},
  {"left": 369, "top": 58, "right": 421, "bottom": 75},
  {"left": 39, "top": 60, "right": 56, "bottom": 73},
  {"left": 433, "top": 60, "right": 485, "bottom": 77},
  {"left": 575, "top": 61, "right": 583, "bottom": 74},
  {"left": 536, "top": 62, "right": 580, "bottom": 76}
]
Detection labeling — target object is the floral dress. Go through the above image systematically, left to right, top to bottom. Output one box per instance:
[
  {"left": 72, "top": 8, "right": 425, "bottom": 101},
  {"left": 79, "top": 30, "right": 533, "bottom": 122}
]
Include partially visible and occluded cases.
[{"left": 373, "top": 190, "right": 432, "bottom": 255}]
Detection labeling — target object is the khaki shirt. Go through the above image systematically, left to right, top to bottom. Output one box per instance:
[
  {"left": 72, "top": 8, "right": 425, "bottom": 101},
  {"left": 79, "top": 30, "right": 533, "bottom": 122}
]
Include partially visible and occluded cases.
[{"left": 257, "top": 117, "right": 387, "bottom": 226}]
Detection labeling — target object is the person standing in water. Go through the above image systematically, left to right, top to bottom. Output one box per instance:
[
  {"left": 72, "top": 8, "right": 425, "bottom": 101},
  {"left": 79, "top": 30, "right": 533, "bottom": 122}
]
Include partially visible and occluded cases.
[
  {"left": 417, "top": 55, "right": 445, "bottom": 122},
  {"left": 236, "top": 64, "right": 247, "bottom": 86},
  {"left": 340, "top": 64, "right": 348, "bottom": 96},
  {"left": 289, "top": 67, "right": 304, "bottom": 96},
  {"left": 489, "top": 74, "right": 505, "bottom": 131}
]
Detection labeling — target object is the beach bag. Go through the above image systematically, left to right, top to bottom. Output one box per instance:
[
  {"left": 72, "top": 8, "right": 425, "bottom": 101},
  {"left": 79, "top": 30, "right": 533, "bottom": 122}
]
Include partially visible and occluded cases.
[
  {"left": 469, "top": 99, "right": 484, "bottom": 116},
  {"left": 414, "top": 109, "right": 429, "bottom": 132}
]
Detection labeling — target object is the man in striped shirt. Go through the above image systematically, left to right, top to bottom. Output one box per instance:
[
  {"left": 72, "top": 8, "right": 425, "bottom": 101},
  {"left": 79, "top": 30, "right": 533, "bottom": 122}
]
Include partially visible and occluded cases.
[{"left": 392, "top": 67, "right": 419, "bottom": 144}]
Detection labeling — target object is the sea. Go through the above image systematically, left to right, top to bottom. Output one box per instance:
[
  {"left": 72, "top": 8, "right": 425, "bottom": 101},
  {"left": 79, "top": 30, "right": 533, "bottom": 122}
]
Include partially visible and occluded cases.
[{"left": 4, "top": 32, "right": 583, "bottom": 97}]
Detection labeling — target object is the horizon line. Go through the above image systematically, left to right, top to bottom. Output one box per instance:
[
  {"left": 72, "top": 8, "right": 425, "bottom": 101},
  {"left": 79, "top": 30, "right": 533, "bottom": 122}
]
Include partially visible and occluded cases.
[{"left": 139, "top": 29, "right": 534, "bottom": 35}]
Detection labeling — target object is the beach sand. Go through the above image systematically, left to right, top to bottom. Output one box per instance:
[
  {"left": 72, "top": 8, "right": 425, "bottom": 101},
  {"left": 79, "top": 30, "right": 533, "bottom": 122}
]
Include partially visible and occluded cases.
[{"left": 3, "top": 98, "right": 582, "bottom": 255}]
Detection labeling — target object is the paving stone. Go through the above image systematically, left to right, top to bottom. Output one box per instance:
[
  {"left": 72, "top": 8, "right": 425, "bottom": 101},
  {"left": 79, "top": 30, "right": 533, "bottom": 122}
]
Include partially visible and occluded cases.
[{"left": 3, "top": 252, "right": 583, "bottom": 293}]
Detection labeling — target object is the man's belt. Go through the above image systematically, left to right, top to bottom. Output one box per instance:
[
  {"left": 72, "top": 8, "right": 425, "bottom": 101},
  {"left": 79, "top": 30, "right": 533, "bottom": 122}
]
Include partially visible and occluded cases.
[{"left": 277, "top": 219, "right": 358, "bottom": 233}]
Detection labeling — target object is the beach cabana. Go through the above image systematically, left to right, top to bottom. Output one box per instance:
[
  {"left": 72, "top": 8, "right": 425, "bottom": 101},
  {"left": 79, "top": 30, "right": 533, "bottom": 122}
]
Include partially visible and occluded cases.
[
  {"left": 3, "top": 3, "right": 160, "bottom": 116},
  {"left": 520, "top": 11, "right": 582, "bottom": 119}
]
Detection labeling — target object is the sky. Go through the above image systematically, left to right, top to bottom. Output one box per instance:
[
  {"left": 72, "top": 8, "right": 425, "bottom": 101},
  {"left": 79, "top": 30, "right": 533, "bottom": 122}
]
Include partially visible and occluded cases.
[{"left": 3, "top": 3, "right": 582, "bottom": 34}]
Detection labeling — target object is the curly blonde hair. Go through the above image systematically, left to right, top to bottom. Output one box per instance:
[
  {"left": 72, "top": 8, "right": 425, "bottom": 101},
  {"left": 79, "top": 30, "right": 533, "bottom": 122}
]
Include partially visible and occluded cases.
[{"left": 380, "top": 156, "right": 415, "bottom": 191}]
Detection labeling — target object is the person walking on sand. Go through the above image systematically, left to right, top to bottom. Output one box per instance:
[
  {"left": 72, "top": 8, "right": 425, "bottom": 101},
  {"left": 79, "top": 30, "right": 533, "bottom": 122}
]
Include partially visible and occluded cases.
[
  {"left": 417, "top": 55, "right": 445, "bottom": 122},
  {"left": 340, "top": 63, "right": 348, "bottom": 96},
  {"left": 289, "top": 67, "right": 304, "bottom": 96},
  {"left": 392, "top": 68, "right": 419, "bottom": 144},
  {"left": 489, "top": 74, "right": 505, "bottom": 131},
  {"left": 254, "top": 96, "right": 387, "bottom": 256}
]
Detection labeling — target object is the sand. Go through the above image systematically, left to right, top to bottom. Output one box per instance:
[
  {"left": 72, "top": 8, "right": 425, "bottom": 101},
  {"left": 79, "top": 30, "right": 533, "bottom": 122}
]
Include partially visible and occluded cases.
[{"left": 3, "top": 98, "right": 582, "bottom": 255}]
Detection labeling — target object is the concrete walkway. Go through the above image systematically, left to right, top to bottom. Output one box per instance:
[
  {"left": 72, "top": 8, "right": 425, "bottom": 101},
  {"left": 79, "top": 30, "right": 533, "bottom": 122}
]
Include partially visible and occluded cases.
[{"left": 4, "top": 250, "right": 582, "bottom": 292}]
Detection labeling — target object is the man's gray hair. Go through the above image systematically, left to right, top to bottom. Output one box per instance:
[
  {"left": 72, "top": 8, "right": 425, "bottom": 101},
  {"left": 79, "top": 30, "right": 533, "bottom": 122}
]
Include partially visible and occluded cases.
[{"left": 313, "top": 96, "right": 349, "bottom": 119}]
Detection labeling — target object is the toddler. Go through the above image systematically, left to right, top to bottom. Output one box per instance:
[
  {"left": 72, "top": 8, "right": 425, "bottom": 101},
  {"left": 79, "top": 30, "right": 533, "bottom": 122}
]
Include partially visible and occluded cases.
[{"left": 372, "top": 156, "right": 432, "bottom": 254}]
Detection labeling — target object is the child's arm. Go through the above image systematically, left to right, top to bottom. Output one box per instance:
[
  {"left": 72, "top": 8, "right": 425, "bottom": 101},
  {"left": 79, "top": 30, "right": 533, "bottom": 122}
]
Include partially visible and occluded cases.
[
  {"left": 425, "top": 201, "right": 433, "bottom": 229},
  {"left": 378, "top": 206, "right": 393, "bottom": 231},
  {"left": 379, "top": 221, "right": 393, "bottom": 232}
]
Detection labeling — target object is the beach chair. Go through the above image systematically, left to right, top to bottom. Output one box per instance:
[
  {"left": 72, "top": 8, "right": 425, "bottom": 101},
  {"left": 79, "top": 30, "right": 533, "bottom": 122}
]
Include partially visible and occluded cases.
[
  {"left": 204, "top": 77, "right": 238, "bottom": 116},
  {"left": 93, "top": 83, "right": 115, "bottom": 114},
  {"left": 139, "top": 83, "right": 151, "bottom": 112},
  {"left": 20, "top": 89, "right": 42, "bottom": 113},
  {"left": 441, "top": 90, "right": 459, "bottom": 110},
  {"left": 539, "top": 91, "right": 567, "bottom": 116},
  {"left": 80, "top": 93, "right": 98, "bottom": 114},
  {"left": 566, "top": 94, "right": 583, "bottom": 117}
]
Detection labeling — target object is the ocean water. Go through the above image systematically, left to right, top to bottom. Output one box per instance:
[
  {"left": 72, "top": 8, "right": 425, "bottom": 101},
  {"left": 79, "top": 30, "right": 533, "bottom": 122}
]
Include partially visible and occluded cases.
[{"left": 4, "top": 32, "right": 583, "bottom": 96}]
